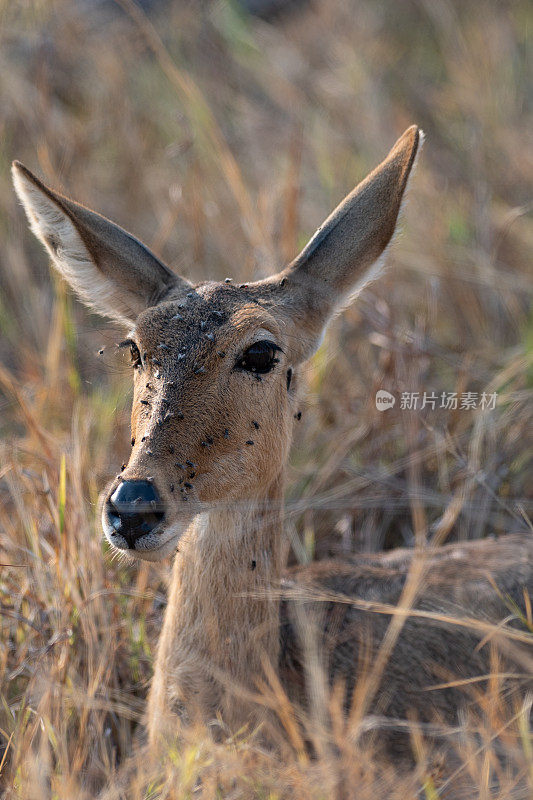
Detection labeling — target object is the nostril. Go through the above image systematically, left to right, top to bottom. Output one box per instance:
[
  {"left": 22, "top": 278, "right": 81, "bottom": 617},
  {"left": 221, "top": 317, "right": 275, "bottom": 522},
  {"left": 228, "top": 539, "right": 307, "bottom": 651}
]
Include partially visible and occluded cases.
[{"left": 105, "top": 480, "right": 165, "bottom": 548}]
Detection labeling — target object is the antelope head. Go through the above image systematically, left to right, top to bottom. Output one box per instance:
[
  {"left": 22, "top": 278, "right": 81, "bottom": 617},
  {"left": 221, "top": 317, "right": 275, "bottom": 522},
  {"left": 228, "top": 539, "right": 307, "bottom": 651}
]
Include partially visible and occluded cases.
[{"left": 12, "top": 126, "right": 421, "bottom": 562}]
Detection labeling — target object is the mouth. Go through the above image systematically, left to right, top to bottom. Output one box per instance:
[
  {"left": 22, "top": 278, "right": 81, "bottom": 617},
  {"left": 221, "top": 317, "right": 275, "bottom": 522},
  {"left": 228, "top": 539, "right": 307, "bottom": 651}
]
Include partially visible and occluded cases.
[{"left": 102, "top": 513, "right": 188, "bottom": 562}]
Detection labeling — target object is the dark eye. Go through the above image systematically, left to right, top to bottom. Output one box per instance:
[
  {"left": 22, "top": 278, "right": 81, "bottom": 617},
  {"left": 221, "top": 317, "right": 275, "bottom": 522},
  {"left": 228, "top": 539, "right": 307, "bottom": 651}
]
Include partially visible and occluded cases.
[
  {"left": 118, "top": 339, "right": 142, "bottom": 368},
  {"left": 236, "top": 340, "right": 281, "bottom": 374},
  {"left": 129, "top": 342, "right": 142, "bottom": 368}
]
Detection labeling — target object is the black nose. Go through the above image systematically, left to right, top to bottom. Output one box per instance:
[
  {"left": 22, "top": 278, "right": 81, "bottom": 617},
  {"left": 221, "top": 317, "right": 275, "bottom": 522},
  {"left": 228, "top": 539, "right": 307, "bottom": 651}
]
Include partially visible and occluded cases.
[{"left": 105, "top": 480, "right": 165, "bottom": 548}]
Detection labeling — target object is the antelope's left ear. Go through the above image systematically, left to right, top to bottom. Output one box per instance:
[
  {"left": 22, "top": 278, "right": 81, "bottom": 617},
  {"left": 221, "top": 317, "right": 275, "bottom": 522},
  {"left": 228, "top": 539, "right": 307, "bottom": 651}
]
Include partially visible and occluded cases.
[{"left": 254, "top": 125, "right": 423, "bottom": 361}]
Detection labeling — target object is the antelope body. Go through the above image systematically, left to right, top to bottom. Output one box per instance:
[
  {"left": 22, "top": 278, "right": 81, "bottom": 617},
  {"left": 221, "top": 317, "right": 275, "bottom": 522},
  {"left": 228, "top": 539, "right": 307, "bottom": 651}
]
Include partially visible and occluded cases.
[{"left": 12, "top": 127, "right": 533, "bottom": 765}]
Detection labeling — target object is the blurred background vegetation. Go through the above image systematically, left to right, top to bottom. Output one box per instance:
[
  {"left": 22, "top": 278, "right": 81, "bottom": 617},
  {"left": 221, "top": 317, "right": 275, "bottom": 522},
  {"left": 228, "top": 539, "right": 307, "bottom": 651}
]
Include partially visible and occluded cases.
[{"left": 0, "top": 0, "right": 531, "bottom": 796}]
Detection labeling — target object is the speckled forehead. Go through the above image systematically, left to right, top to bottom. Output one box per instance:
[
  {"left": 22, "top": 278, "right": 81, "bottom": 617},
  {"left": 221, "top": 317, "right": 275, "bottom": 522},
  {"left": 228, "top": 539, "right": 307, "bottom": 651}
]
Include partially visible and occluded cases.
[{"left": 134, "top": 281, "right": 280, "bottom": 349}]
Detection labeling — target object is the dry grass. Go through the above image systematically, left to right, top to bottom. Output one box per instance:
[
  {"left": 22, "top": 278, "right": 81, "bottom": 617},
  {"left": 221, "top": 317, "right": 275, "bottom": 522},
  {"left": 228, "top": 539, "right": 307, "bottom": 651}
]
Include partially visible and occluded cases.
[{"left": 0, "top": 0, "right": 532, "bottom": 797}]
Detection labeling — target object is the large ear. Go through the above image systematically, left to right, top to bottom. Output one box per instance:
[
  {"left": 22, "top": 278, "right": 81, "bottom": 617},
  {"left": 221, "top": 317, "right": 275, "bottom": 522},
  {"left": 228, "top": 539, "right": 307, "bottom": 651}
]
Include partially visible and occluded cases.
[
  {"left": 254, "top": 126, "right": 422, "bottom": 360},
  {"left": 12, "top": 162, "right": 190, "bottom": 325}
]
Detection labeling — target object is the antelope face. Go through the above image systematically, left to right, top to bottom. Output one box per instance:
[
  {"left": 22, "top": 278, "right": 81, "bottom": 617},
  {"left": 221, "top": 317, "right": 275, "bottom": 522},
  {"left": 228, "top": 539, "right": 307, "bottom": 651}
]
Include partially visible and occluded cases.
[
  {"left": 12, "top": 126, "right": 421, "bottom": 561},
  {"left": 102, "top": 284, "right": 296, "bottom": 560}
]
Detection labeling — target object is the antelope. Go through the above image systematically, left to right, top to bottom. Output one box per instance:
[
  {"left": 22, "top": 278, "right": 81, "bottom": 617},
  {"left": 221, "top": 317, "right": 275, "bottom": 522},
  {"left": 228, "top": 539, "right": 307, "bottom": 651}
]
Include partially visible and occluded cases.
[{"left": 12, "top": 127, "right": 533, "bottom": 767}]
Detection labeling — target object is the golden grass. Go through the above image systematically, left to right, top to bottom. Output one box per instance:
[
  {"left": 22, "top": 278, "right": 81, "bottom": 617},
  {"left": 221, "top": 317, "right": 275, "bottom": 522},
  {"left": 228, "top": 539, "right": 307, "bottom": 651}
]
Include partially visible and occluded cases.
[{"left": 0, "top": 0, "right": 532, "bottom": 796}]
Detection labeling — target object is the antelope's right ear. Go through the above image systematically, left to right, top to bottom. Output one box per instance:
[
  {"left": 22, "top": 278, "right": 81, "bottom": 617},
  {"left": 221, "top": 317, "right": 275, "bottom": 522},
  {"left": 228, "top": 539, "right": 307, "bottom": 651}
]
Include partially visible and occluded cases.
[{"left": 12, "top": 162, "right": 190, "bottom": 326}]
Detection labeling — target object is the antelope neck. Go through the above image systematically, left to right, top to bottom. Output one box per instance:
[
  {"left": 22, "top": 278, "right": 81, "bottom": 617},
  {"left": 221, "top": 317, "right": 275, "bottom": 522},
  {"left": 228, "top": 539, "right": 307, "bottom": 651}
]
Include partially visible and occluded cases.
[{"left": 151, "top": 473, "right": 286, "bottom": 731}]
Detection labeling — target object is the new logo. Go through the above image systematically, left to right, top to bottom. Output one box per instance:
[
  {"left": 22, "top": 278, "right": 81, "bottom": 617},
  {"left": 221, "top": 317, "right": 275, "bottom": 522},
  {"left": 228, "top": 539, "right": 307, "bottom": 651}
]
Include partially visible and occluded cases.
[{"left": 375, "top": 390, "right": 396, "bottom": 411}]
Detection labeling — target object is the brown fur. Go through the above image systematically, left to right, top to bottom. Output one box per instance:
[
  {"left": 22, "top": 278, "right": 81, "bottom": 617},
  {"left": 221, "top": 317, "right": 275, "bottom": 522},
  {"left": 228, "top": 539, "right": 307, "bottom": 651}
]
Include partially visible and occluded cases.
[{"left": 12, "top": 127, "right": 532, "bottom": 764}]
